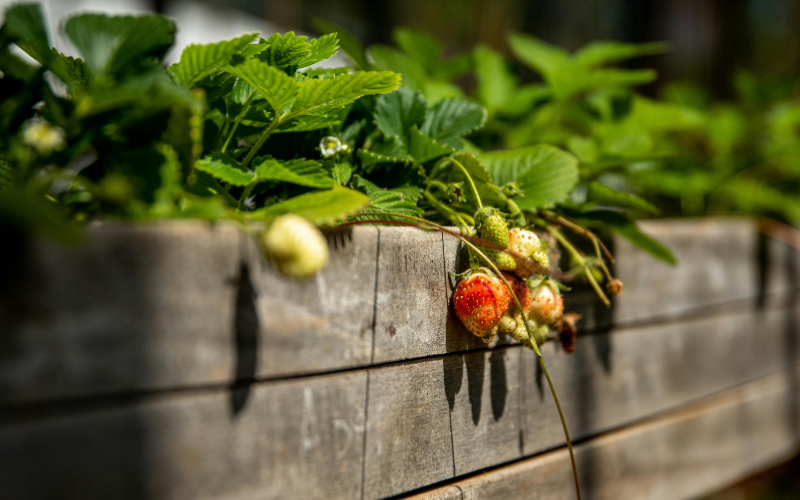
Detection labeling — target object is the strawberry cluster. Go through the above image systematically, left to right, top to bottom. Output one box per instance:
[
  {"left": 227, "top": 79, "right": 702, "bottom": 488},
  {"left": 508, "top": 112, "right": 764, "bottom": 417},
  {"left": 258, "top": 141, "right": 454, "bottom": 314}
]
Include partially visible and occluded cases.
[{"left": 453, "top": 209, "right": 565, "bottom": 349}]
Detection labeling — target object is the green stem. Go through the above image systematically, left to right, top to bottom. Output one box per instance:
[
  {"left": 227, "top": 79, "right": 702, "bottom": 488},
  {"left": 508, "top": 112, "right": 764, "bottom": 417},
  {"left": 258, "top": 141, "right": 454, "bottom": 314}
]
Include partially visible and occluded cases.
[
  {"left": 221, "top": 92, "right": 256, "bottom": 153},
  {"left": 241, "top": 117, "right": 282, "bottom": 169},
  {"left": 214, "top": 118, "right": 230, "bottom": 151},
  {"left": 448, "top": 158, "right": 483, "bottom": 210},
  {"left": 235, "top": 184, "right": 255, "bottom": 213},
  {"left": 424, "top": 190, "right": 470, "bottom": 235},
  {"left": 352, "top": 211, "right": 581, "bottom": 500},
  {"left": 550, "top": 226, "right": 610, "bottom": 307}
]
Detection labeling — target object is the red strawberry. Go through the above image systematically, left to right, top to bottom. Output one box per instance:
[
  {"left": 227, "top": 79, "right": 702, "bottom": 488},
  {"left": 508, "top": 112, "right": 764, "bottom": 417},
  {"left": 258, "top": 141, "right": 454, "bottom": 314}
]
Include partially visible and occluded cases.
[
  {"left": 453, "top": 269, "right": 512, "bottom": 343},
  {"left": 502, "top": 272, "right": 530, "bottom": 313},
  {"left": 529, "top": 281, "right": 564, "bottom": 326}
]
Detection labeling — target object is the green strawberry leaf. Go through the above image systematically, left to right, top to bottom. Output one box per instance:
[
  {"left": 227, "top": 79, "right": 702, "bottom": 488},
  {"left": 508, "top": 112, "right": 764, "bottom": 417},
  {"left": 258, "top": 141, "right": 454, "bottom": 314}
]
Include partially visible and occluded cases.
[
  {"left": 5, "top": 4, "right": 51, "bottom": 65},
  {"left": 64, "top": 13, "right": 175, "bottom": 77},
  {"left": 311, "top": 18, "right": 369, "bottom": 70},
  {"left": 394, "top": 28, "right": 441, "bottom": 74},
  {"left": 258, "top": 32, "right": 311, "bottom": 70},
  {"left": 170, "top": 33, "right": 259, "bottom": 87},
  {"left": 297, "top": 33, "right": 339, "bottom": 68},
  {"left": 508, "top": 33, "right": 570, "bottom": 74},
  {"left": 573, "top": 41, "right": 668, "bottom": 68},
  {"left": 368, "top": 45, "right": 426, "bottom": 91},
  {"left": 473, "top": 45, "right": 517, "bottom": 110},
  {"left": 51, "top": 49, "right": 89, "bottom": 92},
  {"left": 225, "top": 59, "right": 297, "bottom": 115},
  {"left": 302, "top": 67, "right": 351, "bottom": 79},
  {"left": 291, "top": 71, "right": 401, "bottom": 116},
  {"left": 231, "top": 78, "right": 254, "bottom": 104},
  {"left": 374, "top": 87, "right": 427, "bottom": 139},
  {"left": 420, "top": 99, "right": 487, "bottom": 148},
  {"left": 276, "top": 114, "right": 341, "bottom": 133},
  {"left": 408, "top": 126, "right": 455, "bottom": 163},
  {"left": 358, "top": 136, "right": 413, "bottom": 169},
  {"left": 480, "top": 145, "right": 579, "bottom": 209},
  {"left": 451, "top": 152, "right": 493, "bottom": 183},
  {"left": 195, "top": 153, "right": 255, "bottom": 186},
  {"left": 0, "top": 157, "right": 15, "bottom": 190},
  {"left": 254, "top": 158, "right": 335, "bottom": 188},
  {"left": 352, "top": 175, "right": 424, "bottom": 218},
  {"left": 586, "top": 181, "right": 659, "bottom": 214},
  {"left": 251, "top": 186, "right": 369, "bottom": 225}
]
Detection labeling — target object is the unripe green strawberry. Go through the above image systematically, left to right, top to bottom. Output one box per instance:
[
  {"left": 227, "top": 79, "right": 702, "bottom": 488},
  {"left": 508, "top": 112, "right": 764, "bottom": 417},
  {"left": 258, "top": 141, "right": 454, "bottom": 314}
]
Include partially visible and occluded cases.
[
  {"left": 475, "top": 207, "right": 510, "bottom": 247},
  {"left": 262, "top": 214, "right": 329, "bottom": 278},
  {"left": 508, "top": 228, "right": 550, "bottom": 278},
  {"left": 482, "top": 248, "right": 516, "bottom": 271},
  {"left": 453, "top": 269, "right": 512, "bottom": 343},
  {"left": 497, "top": 273, "right": 531, "bottom": 342},
  {"left": 528, "top": 281, "right": 564, "bottom": 326},
  {"left": 498, "top": 313, "right": 518, "bottom": 335},
  {"left": 510, "top": 313, "right": 529, "bottom": 342},
  {"left": 528, "top": 320, "right": 550, "bottom": 347}
]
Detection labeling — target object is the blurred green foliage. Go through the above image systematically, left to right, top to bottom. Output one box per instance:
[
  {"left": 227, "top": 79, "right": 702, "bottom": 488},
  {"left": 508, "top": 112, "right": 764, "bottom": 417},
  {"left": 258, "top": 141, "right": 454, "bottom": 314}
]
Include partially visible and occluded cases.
[{"left": 338, "top": 23, "right": 800, "bottom": 230}]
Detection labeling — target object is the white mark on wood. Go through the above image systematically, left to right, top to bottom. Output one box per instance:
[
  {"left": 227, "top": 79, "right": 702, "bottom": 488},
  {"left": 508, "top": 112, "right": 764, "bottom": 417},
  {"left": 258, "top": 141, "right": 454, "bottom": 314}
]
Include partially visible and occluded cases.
[{"left": 301, "top": 387, "right": 320, "bottom": 452}]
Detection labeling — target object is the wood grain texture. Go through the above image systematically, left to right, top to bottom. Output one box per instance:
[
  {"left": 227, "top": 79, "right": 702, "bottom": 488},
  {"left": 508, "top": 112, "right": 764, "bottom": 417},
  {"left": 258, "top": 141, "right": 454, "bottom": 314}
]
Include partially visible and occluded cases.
[
  {"left": 612, "top": 217, "right": 758, "bottom": 325},
  {"left": 0, "top": 218, "right": 790, "bottom": 407},
  {"left": 0, "top": 221, "right": 241, "bottom": 405},
  {"left": 246, "top": 226, "right": 379, "bottom": 377},
  {"left": 371, "top": 227, "right": 450, "bottom": 363},
  {"left": 765, "top": 236, "right": 800, "bottom": 298},
  {"left": 364, "top": 302, "right": 800, "bottom": 498},
  {"left": 520, "top": 303, "right": 800, "bottom": 457},
  {"left": 447, "top": 349, "right": 524, "bottom": 475},
  {"left": 363, "top": 359, "right": 455, "bottom": 500},
  {"left": 405, "top": 368, "right": 800, "bottom": 500},
  {"left": 0, "top": 371, "right": 367, "bottom": 500},
  {"left": 409, "top": 486, "right": 463, "bottom": 500}
]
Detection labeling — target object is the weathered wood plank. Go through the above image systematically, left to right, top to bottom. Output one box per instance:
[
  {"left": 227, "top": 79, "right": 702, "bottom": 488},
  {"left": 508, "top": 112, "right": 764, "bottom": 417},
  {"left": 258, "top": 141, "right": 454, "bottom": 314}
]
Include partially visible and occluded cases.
[
  {"left": 611, "top": 217, "right": 758, "bottom": 325},
  {"left": 0, "top": 218, "right": 789, "bottom": 406},
  {"left": 0, "top": 221, "right": 241, "bottom": 405},
  {"left": 246, "top": 226, "right": 379, "bottom": 377},
  {"left": 371, "top": 227, "right": 450, "bottom": 363},
  {"left": 765, "top": 236, "right": 800, "bottom": 298},
  {"left": 364, "top": 302, "right": 800, "bottom": 498},
  {"left": 519, "top": 302, "right": 800, "bottom": 457},
  {"left": 1, "top": 303, "right": 798, "bottom": 500},
  {"left": 447, "top": 349, "right": 524, "bottom": 475},
  {"left": 363, "top": 359, "right": 455, "bottom": 500},
  {"left": 405, "top": 368, "right": 800, "bottom": 500},
  {"left": 0, "top": 371, "right": 367, "bottom": 500},
  {"left": 410, "top": 486, "right": 463, "bottom": 500}
]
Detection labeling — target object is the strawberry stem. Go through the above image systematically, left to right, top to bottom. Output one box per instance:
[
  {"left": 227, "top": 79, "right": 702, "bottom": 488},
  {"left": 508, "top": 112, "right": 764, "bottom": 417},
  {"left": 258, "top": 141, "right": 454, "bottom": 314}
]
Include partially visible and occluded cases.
[
  {"left": 221, "top": 90, "right": 256, "bottom": 153},
  {"left": 447, "top": 158, "right": 483, "bottom": 210},
  {"left": 343, "top": 211, "right": 582, "bottom": 500},
  {"left": 549, "top": 226, "right": 610, "bottom": 308}
]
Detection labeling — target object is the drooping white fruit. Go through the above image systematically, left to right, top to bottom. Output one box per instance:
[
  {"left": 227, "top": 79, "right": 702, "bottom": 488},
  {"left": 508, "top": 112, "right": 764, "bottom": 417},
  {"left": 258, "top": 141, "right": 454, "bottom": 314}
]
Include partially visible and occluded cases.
[{"left": 262, "top": 214, "right": 329, "bottom": 278}]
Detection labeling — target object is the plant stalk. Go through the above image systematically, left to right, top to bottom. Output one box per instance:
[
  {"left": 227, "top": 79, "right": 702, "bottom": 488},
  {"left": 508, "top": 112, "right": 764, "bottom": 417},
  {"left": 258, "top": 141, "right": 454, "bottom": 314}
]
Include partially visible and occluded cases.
[
  {"left": 221, "top": 91, "right": 256, "bottom": 153},
  {"left": 241, "top": 117, "right": 282, "bottom": 168},
  {"left": 447, "top": 158, "right": 483, "bottom": 210},
  {"left": 550, "top": 226, "right": 610, "bottom": 307}
]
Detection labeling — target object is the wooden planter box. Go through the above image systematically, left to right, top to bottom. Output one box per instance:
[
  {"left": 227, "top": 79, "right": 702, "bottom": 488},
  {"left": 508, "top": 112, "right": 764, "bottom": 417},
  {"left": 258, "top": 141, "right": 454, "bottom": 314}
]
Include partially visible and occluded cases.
[{"left": 1, "top": 218, "right": 798, "bottom": 500}]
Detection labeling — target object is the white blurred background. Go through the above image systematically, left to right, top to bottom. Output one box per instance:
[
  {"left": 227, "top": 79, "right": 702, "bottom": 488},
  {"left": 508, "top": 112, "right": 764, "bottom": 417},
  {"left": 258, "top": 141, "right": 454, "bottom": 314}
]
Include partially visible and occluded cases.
[{"left": 0, "top": 0, "right": 319, "bottom": 65}]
